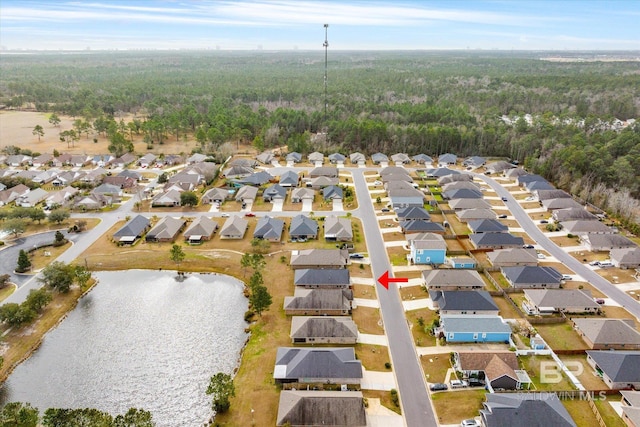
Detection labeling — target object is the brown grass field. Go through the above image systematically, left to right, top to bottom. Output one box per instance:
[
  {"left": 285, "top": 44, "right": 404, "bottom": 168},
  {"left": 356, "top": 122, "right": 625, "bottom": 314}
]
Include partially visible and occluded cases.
[{"left": 431, "top": 389, "right": 487, "bottom": 424}]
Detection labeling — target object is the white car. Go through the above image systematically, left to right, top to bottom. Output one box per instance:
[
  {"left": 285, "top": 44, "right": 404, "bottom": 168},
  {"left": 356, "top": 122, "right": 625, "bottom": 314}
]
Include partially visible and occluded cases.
[
  {"left": 373, "top": 180, "right": 382, "bottom": 186},
  {"left": 220, "top": 213, "right": 230, "bottom": 217},
  {"left": 537, "top": 253, "right": 546, "bottom": 259},
  {"left": 562, "top": 274, "right": 572, "bottom": 281},
  {"left": 461, "top": 420, "right": 480, "bottom": 427}
]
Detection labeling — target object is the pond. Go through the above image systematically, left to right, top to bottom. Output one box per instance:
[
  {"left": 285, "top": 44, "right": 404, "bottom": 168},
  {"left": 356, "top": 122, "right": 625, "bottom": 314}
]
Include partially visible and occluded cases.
[{"left": 0, "top": 270, "right": 249, "bottom": 426}]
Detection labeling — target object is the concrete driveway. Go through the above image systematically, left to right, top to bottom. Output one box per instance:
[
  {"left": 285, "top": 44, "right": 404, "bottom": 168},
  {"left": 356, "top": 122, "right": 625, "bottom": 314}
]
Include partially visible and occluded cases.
[
  {"left": 272, "top": 199, "right": 284, "bottom": 212},
  {"left": 301, "top": 199, "right": 313, "bottom": 211},
  {"left": 332, "top": 199, "right": 343, "bottom": 211}
]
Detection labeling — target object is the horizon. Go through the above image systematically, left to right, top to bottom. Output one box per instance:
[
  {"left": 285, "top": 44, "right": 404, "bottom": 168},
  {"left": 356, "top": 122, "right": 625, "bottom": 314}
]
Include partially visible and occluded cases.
[{"left": 1, "top": 1, "right": 639, "bottom": 51}]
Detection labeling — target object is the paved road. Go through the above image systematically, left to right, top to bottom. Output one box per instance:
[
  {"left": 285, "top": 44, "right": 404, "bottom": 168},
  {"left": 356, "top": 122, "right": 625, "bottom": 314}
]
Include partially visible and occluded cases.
[
  {"left": 352, "top": 169, "right": 437, "bottom": 427},
  {"left": 478, "top": 173, "right": 640, "bottom": 321}
]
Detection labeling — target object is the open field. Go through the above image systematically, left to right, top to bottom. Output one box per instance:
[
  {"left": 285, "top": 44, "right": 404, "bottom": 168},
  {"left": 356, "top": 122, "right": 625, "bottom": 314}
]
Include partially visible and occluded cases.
[
  {"left": 534, "top": 323, "right": 588, "bottom": 352},
  {"left": 420, "top": 352, "right": 452, "bottom": 383},
  {"left": 519, "top": 355, "right": 576, "bottom": 391},
  {"left": 431, "top": 389, "right": 487, "bottom": 425}
]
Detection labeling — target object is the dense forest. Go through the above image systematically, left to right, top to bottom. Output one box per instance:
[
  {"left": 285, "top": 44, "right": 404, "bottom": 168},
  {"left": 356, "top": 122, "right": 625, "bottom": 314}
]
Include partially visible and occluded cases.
[{"left": 1, "top": 50, "right": 639, "bottom": 221}]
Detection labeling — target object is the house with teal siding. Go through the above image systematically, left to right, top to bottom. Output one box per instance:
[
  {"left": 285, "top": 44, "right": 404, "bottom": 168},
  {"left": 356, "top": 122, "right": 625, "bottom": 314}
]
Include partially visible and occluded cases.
[
  {"left": 409, "top": 233, "right": 447, "bottom": 265},
  {"left": 439, "top": 315, "right": 511, "bottom": 343}
]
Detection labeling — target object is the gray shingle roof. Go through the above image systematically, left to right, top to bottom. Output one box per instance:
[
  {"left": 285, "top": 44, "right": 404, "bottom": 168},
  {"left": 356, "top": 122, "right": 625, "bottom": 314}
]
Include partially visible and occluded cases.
[
  {"left": 396, "top": 206, "right": 431, "bottom": 220},
  {"left": 290, "top": 214, "right": 319, "bottom": 237},
  {"left": 113, "top": 215, "right": 150, "bottom": 238},
  {"left": 183, "top": 216, "right": 218, "bottom": 239},
  {"left": 253, "top": 216, "right": 285, "bottom": 240},
  {"left": 324, "top": 216, "right": 353, "bottom": 240},
  {"left": 401, "top": 219, "right": 445, "bottom": 233},
  {"left": 468, "top": 219, "right": 508, "bottom": 233},
  {"left": 470, "top": 233, "right": 525, "bottom": 247},
  {"left": 502, "top": 266, "right": 562, "bottom": 285},
  {"left": 294, "top": 269, "right": 351, "bottom": 286},
  {"left": 422, "top": 269, "right": 485, "bottom": 288},
  {"left": 284, "top": 288, "right": 352, "bottom": 311},
  {"left": 524, "top": 289, "right": 599, "bottom": 311},
  {"left": 430, "top": 290, "right": 499, "bottom": 312},
  {"left": 441, "top": 315, "right": 511, "bottom": 334},
  {"left": 290, "top": 316, "right": 358, "bottom": 339},
  {"left": 574, "top": 319, "right": 640, "bottom": 346},
  {"left": 274, "top": 347, "right": 362, "bottom": 381},
  {"left": 586, "top": 351, "right": 640, "bottom": 382},
  {"left": 277, "top": 390, "right": 366, "bottom": 427},
  {"left": 481, "top": 393, "right": 576, "bottom": 427}
]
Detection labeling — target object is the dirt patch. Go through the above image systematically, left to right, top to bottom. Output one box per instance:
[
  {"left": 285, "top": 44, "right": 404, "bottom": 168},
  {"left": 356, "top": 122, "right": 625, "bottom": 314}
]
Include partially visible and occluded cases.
[
  {"left": 353, "top": 284, "right": 376, "bottom": 299},
  {"left": 399, "top": 285, "right": 428, "bottom": 301},
  {"left": 352, "top": 307, "right": 385, "bottom": 335},
  {"left": 406, "top": 308, "right": 438, "bottom": 347},
  {"left": 534, "top": 323, "right": 588, "bottom": 352},
  {"left": 355, "top": 343, "right": 391, "bottom": 371},
  {"left": 420, "top": 352, "right": 452, "bottom": 383},
  {"left": 431, "top": 389, "right": 487, "bottom": 424}
]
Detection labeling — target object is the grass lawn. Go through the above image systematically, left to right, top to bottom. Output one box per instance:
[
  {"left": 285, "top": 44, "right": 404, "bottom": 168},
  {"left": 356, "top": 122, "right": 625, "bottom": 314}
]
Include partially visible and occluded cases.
[
  {"left": 550, "top": 235, "right": 582, "bottom": 247},
  {"left": 29, "top": 241, "right": 72, "bottom": 270},
  {"left": 387, "top": 246, "right": 409, "bottom": 266},
  {"left": 487, "top": 271, "right": 510, "bottom": 290},
  {"left": 0, "top": 284, "right": 17, "bottom": 303},
  {"left": 353, "top": 284, "right": 377, "bottom": 299},
  {"left": 399, "top": 285, "right": 428, "bottom": 301},
  {"left": 493, "top": 296, "right": 523, "bottom": 319},
  {"left": 352, "top": 307, "right": 385, "bottom": 335},
  {"left": 406, "top": 308, "right": 438, "bottom": 347},
  {"left": 534, "top": 323, "right": 587, "bottom": 351},
  {"left": 355, "top": 343, "right": 392, "bottom": 371},
  {"left": 420, "top": 352, "right": 452, "bottom": 383},
  {"left": 519, "top": 355, "right": 576, "bottom": 391},
  {"left": 558, "top": 355, "right": 608, "bottom": 390},
  {"left": 431, "top": 389, "right": 487, "bottom": 424},
  {"left": 362, "top": 390, "right": 401, "bottom": 415},
  {"left": 595, "top": 398, "right": 626, "bottom": 427},
  {"left": 562, "top": 400, "right": 605, "bottom": 427}
]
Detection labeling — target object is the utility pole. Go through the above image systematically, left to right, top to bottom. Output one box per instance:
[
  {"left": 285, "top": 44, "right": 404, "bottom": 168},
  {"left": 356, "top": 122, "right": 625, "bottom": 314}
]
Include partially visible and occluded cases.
[{"left": 323, "top": 24, "right": 329, "bottom": 128}]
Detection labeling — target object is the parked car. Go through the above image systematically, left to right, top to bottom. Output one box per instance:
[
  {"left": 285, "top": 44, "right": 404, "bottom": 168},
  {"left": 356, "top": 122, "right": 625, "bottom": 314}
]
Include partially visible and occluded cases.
[
  {"left": 373, "top": 180, "right": 382, "bottom": 186},
  {"left": 501, "top": 197, "right": 508, "bottom": 202},
  {"left": 381, "top": 208, "right": 390, "bottom": 212},
  {"left": 244, "top": 212, "right": 256, "bottom": 217},
  {"left": 220, "top": 213, "right": 230, "bottom": 218},
  {"left": 498, "top": 214, "right": 508, "bottom": 219},
  {"left": 540, "top": 220, "right": 549, "bottom": 224},
  {"left": 523, "top": 244, "right": 535, "bottom": 249},
  {"left": 349, "top": 253, "right": 364, "bottom": 259},
  {"left": 537, "top": 253, "right": 546, "bottom": 259},
  {"left": 589, "top": 260, "right": 600, "bottom": 266},
  {"left": 598, "top": 261, "right": 613, "bottom": 268},
  {"left": 562, "top": 274, "right": 572, "bottom": 281},
  {"left": 595, "top": 298, "right": 605, "bottom": 304},
  {"left": 450, "top": 379, "right": 468, "bottom": 389},
  {"left": 467, "top": 379, "right": 485, "bottom": 387},
  {"left": 430, "top": 383, "right": 448, "bottom": 391},
  {"left": 461, "top": 420, "right": 480, "bottom": 427}
]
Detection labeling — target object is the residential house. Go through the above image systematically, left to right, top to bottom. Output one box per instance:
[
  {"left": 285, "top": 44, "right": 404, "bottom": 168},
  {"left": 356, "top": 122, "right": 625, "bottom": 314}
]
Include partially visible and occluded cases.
[
  {"left": 256, "top": 151, "right": 274, "bottom": 165},
  {"left": 308, "top": 151, "right": 325, "bottom": 164},
  {"left": 286, "top": 152, "right": 302, "bottom": 163},
  {"left": 349, "top": 152, "right": 365, "bottom": 165},
  {"left": 371, "top": 152, "right": 389, "bottom": 164},
  {"left": 32, "top": 153, "right": 54, "bottom": 167},
  {"left": 54, "top": 153, "right": 72, "bottom": 167},
  {"left": 113, "top": 153, "right": 137, "bottom": 168},
  {"left": 138, "top": 153, "right": 156, "bottom": 168},
  {"left": 186, "top": 153, "right": 207, "bottom": 164},
  {"left": 328, "top": 153, "right": 346, "bottom": 164},
  {"left": 390, "top": 153, "right": 411, "bottom": 164},
  {"left": 412, "top": 153, "right": 433, "bottom": 165},
  {"left": 438, "top": 153, "right": 457, "bottom": 165},
  {"left": 6, "top": 154, "right": 31, "bottom": 167},
  {"left": 463, "top": 156, "right": 486, "bottom": 167},
  {"left": 229, "top": 158, "right": 257, "bottom": 169},
  {"left": 484, "top": 161, "right": 514, "bottom": 174},
  {"left": 224, "top": 165, "right": 254, "bottom": 179},
  {"left": 309, "top": 166, "right": 338, "bottom": 178},
  {"left": 380, "top": 166, "right": 411, "bottom": 177},
  {"left": 424, "top": 167, "right": 460, "bottom": 178},
  {"left": 504, "top": 168, "right": 528, "bottom": 179},
  {"left": 117, "top": 169, "right": 142, "bottom": 181},
  {"left": 31, "top": 170, "right": 59, "bottom": 185},
  {"left": 240, "top": 170, "right": 274, "bottom": 186},
  {"left": 278, "top": 170, "right": 299, "bottom": 187},
  {"left": 51, "top": 171, "right": 83, "bottom": 187},
  {"left": 167, "top": 171, "right": 202, "bottom": 189},
  {"left": 381, "top": 173, "right": 413, "bottom": 184},
  {"left": 437, "top": 174, "right": 471, "bottom": 185},
  {"left": 516, "top": 174, "right": 547, "bottom": 187},
  {"left": 103, "top": 176, "right": 136, "bottom": 190},
  {"left": 309, "top": 176, "right": 339, "bottom": 189},
  {"left": 384, "top": 180, "right": 416, "bottom": 192},
  {"left": 524, "top": 180, "right": 554, "bottom": 192},
  {"left": 442, "top": 181, "right": 480, "bottom": 192},
  {"left": 93, "top": 183, "right": 123, "bottom": 197},
  {"left": 263, "top": 184, "right": 287, "bottom": 202},
  {"left": 234, "top": 185, "right": 258, "bottom": 204},
  {"left": 322, "top": 185, "right": 343, "bottom": 201},
  {"left": 45, "top": 186, "right": 79, "bottom": 209},
  {"left": 291, "top": 187, "right": 315, "bottom": 203},
  {"left": 16, "top": 188, "right": 48, "bottom": 208},
  {"left": 201, "top": 188, "right": 230, "bottom": 205},
  {"left": 388, "top": 188, "right": 424, "bottom": 208},
  {"left": 442, "top": 188, "right": 483, "bottom": 200},
  {"left": 151, "top": 189, "right": 181, "bottom": 207},
  {"left": 534, "top": 189, "right": 571, "bottom": 202},
  {"left": 74, "top": 193, "right": 112, "bottom": 210},
  {"left": 448, "top": 198, "right": 492, "bottom": 211},
  {"left": 542, "top": 198, "right": 583, "bottom": 211},
  {"left": 396, "top": 206, "right": 431, "bottom": 222},
  {"left": 552, "top": 207, "right": 598, "bottom": 222},
  {"left": 456, "top": 209, "right": 497, "bottom": 222},
  {"left": 113, "top": 215, "right": 150, "bottom": 244},
  {"left": 290, "top": 215, "right": 319, "bottom": 240},
  {"left": 183, "top": 216, "right": 218, "bottom": 243},
  {"left": 219, "top": 216, "right": 248, "bottom": 239},
  {"left": 253, "top": 216, "right": 285, "bottom": 242},
  {"left": 324, "top": 216, "right": 353, "bottom": 242},
  {"left": 145, "top": 217, "right": 185, "bottom": 242},
  {"left": 400, "top": 219, "right": 445, "bottom": 234},
  {"left": 468, "top": 219, "right": 508, "bottom": 234},
  {"left": 561, "top": 220, "right": 615, "bottom": 234},
  {"left": 409, "top": 233, "right": 447, "bottom": 265},
  {"left": 470, "top": 233, "right": 524, "bottom": 249},
  {"left": 580, "top": 234, "right": 636, "bottom": 252},
  {"left": 611, "top": 247, "right": 640, "bottom": 269},
  {"left": 487, "top": 248, "right": 538, "bottom": 267},
  {"left": 290, "top": 249, "right": 349, "bottom": 270},
  {"left": 448, "top": 257, "right": 477, "bottom": 269},
  {"left": 501, "top": 266, "right": 563, "bottom": 289},
  {"left": 294, "top": 268, "right": 350, "bottom": 289},
  {"left": 422, "top": 269, "right": 485, "bottom": 290},
  {"left": 284, "top": 288, "right": 353, "bottom": 315},
  {"left": 523, "top": 289, "right": 599, "bottom": 315},
  {"left": 430, "top": 291, "right": 499, "bottom": 315},
  {"left": 439, "top": 315, "right": 511, "bottom": 343},
  {"left": 290, "top": 316, "right": 358, "bottom": 344},
  {"left": 574, "top": 319, "right": 640, "bottom": 350},
  {"left": 274, "top": 347, "right": 362, "bottom": 385},
  {"left": 455, "top": 351, "right": 531, "bottom": 391},
  {"left": 586, "top": 351, "right": 640, "bottom": 390},
  {"left": 276, "top": 391, "right": 366, "bottom": 427},
  {"left": 620, "top": 391, "right": 640, "bottom": 427},
  {"left": 480, "top": 393, "right": 576, "bottom": 427}
]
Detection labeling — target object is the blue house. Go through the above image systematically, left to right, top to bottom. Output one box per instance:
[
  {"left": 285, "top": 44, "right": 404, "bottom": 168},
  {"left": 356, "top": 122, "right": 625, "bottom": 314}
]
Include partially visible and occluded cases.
[
  {"left": 409, "top": 233, "right": 447, "bottom": 265},
  {"left": 448, "top": 257, "right": 477, "bottom": 269},
  {"left": 439, "top": 315, "right": 511, "bottom": 343}
]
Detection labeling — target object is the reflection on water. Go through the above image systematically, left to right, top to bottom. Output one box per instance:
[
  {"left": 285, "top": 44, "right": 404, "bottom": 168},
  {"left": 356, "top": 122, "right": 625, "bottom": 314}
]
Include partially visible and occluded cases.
[{"left": 0, "top": 270, "right": 248, "bottom": 427}]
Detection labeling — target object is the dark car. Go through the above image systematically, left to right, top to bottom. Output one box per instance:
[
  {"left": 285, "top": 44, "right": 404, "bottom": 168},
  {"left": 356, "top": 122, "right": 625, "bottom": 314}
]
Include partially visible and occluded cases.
[
  {"left": 501, "top": 197, "right": 508, "bottom": 202},
  {"left": 381, "top": 208, "right": 390, "bottom": 212},
  {"left": 498, "top": 214, "right": 507, "bottom": 219},
  {"left": 540, "top": 220, "right": 549, "bottom": 224},
  {"left": 523, "top": 244, "right": 535, "bottom": 249},
  {"left": 349, "top": 253, "right": 364, "bottom": 259},
  {"left": 430, "top": 383, "right": 448, "bottom": 391}
]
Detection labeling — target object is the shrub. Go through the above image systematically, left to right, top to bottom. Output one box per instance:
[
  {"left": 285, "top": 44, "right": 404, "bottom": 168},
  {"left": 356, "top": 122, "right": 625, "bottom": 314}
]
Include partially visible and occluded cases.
[
  {"left": 244, "top": 310, "right": 255, "bottom": 322},
  {"left": 385, "top": 362, "right": 392, "bottom": 369},
  {"left": 390, "top": 389, "right": 399, "bottom": 407}
]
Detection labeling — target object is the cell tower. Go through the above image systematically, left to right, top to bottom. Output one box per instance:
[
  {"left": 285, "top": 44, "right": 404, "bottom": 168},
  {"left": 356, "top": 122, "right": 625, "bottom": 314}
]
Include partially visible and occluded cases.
[{"left": 323, "top": 24, "right": 329, "bottom": 127}]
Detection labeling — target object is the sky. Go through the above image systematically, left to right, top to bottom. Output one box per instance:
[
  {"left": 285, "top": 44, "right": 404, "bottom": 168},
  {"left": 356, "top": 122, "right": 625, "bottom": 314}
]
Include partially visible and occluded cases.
[{"left": 1, "top": 0, "right": 639, "bottom": 51}]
